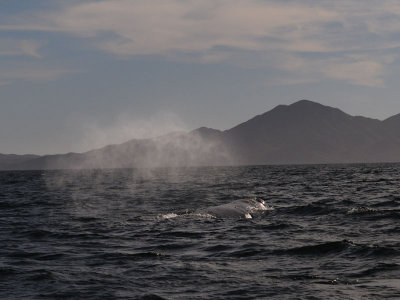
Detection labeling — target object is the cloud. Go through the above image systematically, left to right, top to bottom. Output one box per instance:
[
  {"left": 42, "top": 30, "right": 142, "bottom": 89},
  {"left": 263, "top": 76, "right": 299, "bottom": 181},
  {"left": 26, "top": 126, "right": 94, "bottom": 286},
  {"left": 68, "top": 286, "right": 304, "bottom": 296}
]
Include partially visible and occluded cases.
[
  {"left": 1, "top": 0, "right": 400, "bottom": 86},
  {"left": 6, "top": 1, "right": 337, "bottom": 54},
  {"left": 0, "top": 39, "right": 43, "bottom": 58},
  {"left": 276, "top": 52, "right": 392, "bottom": 87},
  {"left": 323, "top": 61, "right": 384, "bottom": 87},
  {"left": 0, "top": 63, "right": 82, "bottom": 85}
]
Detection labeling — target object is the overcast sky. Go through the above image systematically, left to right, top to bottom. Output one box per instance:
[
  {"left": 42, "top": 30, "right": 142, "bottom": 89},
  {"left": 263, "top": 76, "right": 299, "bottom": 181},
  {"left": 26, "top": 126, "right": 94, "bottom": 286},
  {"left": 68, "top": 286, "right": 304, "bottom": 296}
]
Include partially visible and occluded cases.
[{"left": 2, "top": 0, "right": 400, "bottom": 154}]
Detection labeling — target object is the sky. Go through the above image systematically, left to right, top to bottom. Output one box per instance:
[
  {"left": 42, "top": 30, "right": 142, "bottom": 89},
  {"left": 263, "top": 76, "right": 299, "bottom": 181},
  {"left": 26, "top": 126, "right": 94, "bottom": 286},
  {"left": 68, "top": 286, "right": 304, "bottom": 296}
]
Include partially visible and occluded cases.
[{"left": 2, "top": 0, "right": 400, "bottom": 155}]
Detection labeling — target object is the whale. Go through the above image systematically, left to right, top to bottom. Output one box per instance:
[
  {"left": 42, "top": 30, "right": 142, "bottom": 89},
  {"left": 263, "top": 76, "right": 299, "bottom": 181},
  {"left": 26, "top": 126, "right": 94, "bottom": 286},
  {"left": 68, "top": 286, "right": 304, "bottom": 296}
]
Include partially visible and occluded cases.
[{"left": 194, "top": 198, "right": 269, "bottom": 219}]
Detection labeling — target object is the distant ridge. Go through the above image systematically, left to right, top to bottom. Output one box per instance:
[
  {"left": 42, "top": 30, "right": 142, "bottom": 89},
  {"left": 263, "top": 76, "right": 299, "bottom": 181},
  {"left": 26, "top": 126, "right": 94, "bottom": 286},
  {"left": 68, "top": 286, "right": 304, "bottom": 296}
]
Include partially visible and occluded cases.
[
  {"left": 224, "top": 99, "right": 398, "bottom": 164},
  {"left": 2, "top": 100, "right": 400, "bottom": 170},
  {"left": 0, "top": 154, "right": 40, "bottom": 170}
]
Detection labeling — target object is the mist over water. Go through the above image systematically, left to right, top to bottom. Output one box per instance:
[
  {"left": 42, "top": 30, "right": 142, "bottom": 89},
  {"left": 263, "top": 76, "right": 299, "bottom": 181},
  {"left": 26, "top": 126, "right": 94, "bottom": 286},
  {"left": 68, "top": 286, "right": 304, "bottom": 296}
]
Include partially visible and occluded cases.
[
  {"left": 74, "top": 112, "right": 188, "bottom": 153},
  {"left": 32, "top": 113, "right": 236, "bottom": 170},
  {"left": 1, "top": 164, "right": 400, "bottom": 299}
]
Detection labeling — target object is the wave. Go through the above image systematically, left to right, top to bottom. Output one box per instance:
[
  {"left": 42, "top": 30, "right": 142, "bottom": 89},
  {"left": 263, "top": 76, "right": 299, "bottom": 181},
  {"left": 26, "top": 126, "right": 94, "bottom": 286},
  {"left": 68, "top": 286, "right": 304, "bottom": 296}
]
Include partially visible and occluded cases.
[
  {"left": 371, "top": 196, "right": 400, "bottom": 207},
  {"left": 282, "top": 203, "right": 340, "bottom": 216},
  {"left": 347, "top": 207, "right": 400, "bottom": 220},
  {"left": 227, "top": 240, "right": 400, "bottom": 259},
  {"left": 279, "top": 240, "right": 354, "bottom": 256},
  {"left": 352, "top": 243, "right": 400, "bottom": 257},
  {"left": 95, "top": 251, "right": 167, "bottom": 262},
  {"left": 348, "top": 263, "right": 400, "bottom": 278},
  {"left": 0, "top": 266, "right": 18, "bottom": 277},
  {"left": 139, "top": 294, "right": 168, "bottom": 300}
]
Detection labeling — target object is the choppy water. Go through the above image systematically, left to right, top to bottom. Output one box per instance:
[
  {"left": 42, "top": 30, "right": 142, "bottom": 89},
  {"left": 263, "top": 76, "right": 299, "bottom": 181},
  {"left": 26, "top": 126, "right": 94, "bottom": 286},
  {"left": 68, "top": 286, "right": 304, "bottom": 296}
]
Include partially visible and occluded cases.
[{"left": 1, "top": 164, "right": 400, "bottom": 299}]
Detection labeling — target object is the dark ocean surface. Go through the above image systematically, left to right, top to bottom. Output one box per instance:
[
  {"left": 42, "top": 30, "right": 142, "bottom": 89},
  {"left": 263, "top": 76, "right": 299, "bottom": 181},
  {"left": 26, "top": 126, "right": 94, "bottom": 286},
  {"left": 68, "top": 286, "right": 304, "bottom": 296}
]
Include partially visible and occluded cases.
[{"left": 1, "top": 164, "right": 399, "bottom": 299}]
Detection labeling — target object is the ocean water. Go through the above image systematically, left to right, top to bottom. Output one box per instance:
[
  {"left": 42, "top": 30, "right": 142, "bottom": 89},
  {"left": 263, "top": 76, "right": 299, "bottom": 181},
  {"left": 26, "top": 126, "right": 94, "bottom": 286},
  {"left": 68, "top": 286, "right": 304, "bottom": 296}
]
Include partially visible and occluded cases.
[{"left": 1, "top": 164, "right": 399, "bottom": 299}]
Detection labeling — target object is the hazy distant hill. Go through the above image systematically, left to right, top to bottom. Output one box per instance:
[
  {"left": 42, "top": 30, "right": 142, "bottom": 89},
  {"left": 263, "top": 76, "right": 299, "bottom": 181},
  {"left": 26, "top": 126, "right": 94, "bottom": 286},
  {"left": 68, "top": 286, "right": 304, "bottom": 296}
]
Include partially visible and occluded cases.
[
  {"left": 2, "top": 100, "right": 400, "bottom": 170},
  {"left": 4, "top": 130, "right": 232, "bottom": 170},
  {"left": 0, "top": 154, "right": 40, "bottom": 170}
]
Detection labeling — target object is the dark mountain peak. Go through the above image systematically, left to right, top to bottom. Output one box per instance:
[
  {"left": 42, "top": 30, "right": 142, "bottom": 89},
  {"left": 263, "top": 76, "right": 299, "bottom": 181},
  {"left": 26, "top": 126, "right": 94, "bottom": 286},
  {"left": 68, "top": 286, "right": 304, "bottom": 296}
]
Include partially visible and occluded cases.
[
  {"left": 227, "top": 99, "right": 349, "bottom": 134},
  {"left": 262, "top": 99, "right": 325, "bottom": 113},
  {"left": 265, "top": 99, "right": 347, "bottom": 118},
  {"left": 283, "top": 99, "right": 352, "bottom": 122},
  {"left": 288, "top": 99, "right": 344, "bottom": 113},
  {"left": 290, "top": 99, "right": 321, "bottom": 107},
  {"left": 289, "top": 101, "right": 382, "bottom": 125}
]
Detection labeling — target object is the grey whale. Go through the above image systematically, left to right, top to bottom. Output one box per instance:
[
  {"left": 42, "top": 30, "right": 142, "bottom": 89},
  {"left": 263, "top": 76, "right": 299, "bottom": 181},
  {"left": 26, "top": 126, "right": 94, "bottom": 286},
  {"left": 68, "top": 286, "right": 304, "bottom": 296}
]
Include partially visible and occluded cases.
[{"left": 195, "top": 198, "right": 269, "bottom": 219}]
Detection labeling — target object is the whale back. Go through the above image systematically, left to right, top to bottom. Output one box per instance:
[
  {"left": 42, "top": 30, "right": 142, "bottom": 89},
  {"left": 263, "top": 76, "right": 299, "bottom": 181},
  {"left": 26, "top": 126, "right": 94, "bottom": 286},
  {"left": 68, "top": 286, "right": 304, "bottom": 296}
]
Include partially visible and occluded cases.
[{"left": 196, "top": 198, "right": 269, "bottom": 219}]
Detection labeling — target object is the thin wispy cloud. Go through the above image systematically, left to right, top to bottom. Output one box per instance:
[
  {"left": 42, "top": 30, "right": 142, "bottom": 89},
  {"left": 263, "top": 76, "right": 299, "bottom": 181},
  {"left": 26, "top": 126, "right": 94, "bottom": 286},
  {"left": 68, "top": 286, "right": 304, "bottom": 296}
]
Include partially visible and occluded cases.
[
  {"left": 1, "top": 0, "right": 400, "bottom": 86},
  {"left": 0, "top": 39, "right": 43, "bottom": 58},
  {"left": 0, "top": 63, "right": 82, "bottom": 85}
]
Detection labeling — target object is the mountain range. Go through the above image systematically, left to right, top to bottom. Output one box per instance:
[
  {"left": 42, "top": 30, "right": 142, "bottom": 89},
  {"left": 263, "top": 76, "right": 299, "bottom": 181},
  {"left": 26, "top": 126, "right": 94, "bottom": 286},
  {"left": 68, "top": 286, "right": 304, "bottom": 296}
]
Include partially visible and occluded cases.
[{"left": 2, "top": 100, "right": 400, "bottom": 170}]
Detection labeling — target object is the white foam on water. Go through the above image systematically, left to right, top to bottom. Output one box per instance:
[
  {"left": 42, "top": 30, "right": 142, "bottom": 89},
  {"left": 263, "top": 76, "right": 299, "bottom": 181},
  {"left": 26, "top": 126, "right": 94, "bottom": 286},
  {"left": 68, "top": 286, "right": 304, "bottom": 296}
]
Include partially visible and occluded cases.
[
  {"left": 347, "top": 207, "right": 377, "bottom": 214},
  {"left": 158, "top": 213, "right": 179, "bottom": 219},
  {"left": 191, "top": 213, "right": 217, "bottom": 219}
]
